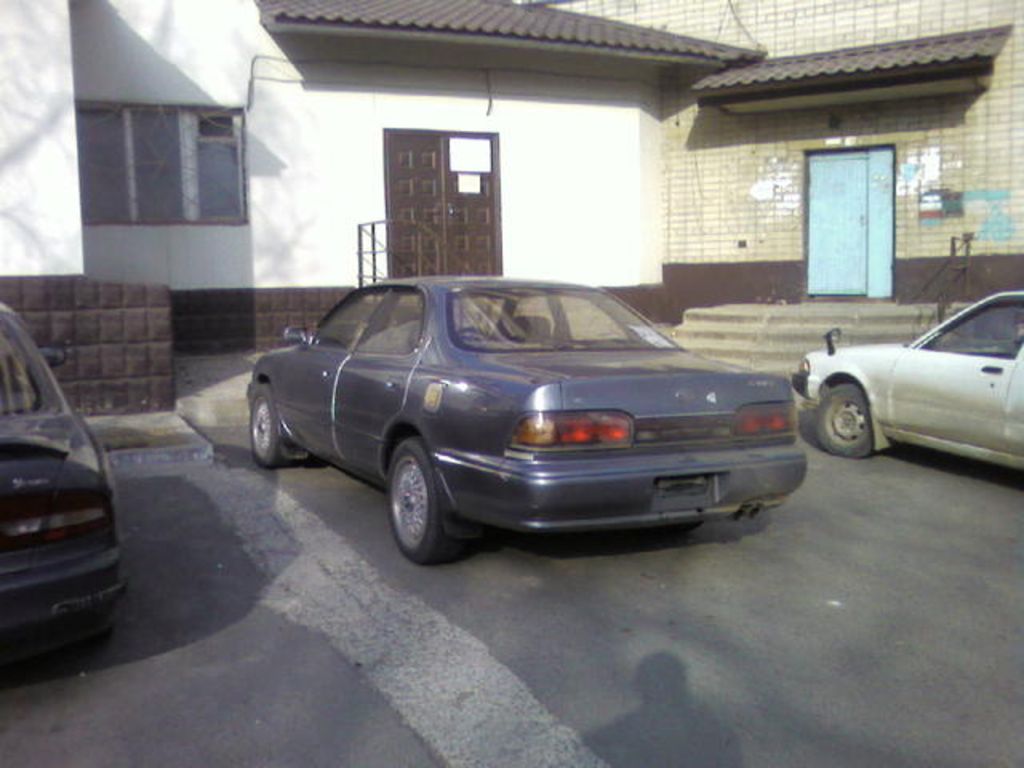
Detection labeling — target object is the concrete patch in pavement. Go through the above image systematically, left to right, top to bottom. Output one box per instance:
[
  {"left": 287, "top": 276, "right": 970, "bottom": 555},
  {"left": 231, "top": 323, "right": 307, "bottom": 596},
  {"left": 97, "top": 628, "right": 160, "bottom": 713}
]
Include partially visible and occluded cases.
[{"left": 87, "top": 412, "right": 213, "bottom": 467}]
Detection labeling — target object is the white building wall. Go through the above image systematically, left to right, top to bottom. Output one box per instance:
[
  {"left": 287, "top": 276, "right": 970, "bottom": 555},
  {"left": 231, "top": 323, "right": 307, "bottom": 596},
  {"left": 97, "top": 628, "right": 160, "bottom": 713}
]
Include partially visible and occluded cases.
[
  {"left": 0, "top": 0, "right": 84, "bottom": 276},
  {"left": 72, "top": 0, "right": 663, "bottom": 290}
]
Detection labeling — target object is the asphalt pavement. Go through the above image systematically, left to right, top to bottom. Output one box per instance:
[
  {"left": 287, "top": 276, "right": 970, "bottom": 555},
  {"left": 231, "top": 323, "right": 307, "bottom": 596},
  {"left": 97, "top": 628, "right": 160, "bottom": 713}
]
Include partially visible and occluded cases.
[{"left": 1, "top": 408, "right": 1021, "bottom": 767}]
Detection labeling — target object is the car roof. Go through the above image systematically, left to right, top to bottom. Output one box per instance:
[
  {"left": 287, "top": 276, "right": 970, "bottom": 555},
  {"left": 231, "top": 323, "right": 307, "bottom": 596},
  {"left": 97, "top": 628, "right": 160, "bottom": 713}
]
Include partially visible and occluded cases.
[
  {"left": 367, "top": 276, "right": 600, "bottom": 291},
  {"left": 978, "top": 290, "right": 1024, "bottom": 301}
]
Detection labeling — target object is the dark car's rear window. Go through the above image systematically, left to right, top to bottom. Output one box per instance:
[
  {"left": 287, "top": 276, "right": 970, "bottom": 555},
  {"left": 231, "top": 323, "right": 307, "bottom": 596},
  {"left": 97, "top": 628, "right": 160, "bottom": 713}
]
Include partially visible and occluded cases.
[
  {"left": 448, "top": 287, "right": 678, "bottom": 352},
  {"left": 0, "top": 320, "right": 46, "bottom": 415}
]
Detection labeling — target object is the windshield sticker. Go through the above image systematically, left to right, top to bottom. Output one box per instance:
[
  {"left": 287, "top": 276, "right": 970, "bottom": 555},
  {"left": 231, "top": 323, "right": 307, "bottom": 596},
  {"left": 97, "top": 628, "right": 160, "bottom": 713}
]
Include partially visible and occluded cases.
[{"left": 629, "top": 325, "right": 675, "bottom": 348}]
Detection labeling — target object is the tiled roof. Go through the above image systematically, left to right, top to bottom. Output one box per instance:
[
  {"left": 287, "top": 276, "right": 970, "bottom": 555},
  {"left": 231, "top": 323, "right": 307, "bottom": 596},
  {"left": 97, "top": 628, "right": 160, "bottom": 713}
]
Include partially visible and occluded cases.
[
  {"left": 257, "top": 0, "right": 761, "bottom": 64},
  {"left": 694, "top": 25, "right": 1012, "bottom": 91}
]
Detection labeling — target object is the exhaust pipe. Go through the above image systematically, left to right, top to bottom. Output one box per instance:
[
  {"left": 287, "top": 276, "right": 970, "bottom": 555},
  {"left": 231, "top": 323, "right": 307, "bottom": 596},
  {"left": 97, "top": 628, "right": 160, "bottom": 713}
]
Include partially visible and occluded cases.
[{"left": 732, "top": 501, "right": 765, "bottom": 520}]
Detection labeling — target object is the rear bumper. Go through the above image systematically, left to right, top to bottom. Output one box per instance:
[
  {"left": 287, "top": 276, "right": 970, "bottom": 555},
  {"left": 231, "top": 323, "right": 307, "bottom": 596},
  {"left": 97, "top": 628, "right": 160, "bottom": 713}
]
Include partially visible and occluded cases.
[
  {"left": 434, "top": 445, "right": 807, "bottom": 533},
  {"left": 0, "top": 543, "right": 124, "bottom": 665}
]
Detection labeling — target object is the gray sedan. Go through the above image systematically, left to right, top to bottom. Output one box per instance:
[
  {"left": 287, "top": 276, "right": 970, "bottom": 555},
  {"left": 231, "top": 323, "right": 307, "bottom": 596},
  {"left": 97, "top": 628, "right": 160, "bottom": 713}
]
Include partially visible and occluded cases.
[{"left": 248, "top": 279, "right": 806, "bottom": 564}]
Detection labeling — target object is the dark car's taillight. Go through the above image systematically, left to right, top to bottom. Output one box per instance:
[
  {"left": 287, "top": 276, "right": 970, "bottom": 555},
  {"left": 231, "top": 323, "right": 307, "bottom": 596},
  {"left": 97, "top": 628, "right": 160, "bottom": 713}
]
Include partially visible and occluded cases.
[
  {"left": 732, "top": 402, "right": 796, "bottom": 438},
  {"left": 511, "top": 411, "right": 633, "bottom": 450},
  {"left": 0, "top": 490, "right": 112, "bottom": 552}
]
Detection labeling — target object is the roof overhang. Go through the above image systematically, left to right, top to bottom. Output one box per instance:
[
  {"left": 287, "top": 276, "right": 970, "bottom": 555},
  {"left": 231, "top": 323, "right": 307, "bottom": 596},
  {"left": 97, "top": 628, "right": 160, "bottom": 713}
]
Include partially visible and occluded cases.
[
  {"left": 256, "top": 0, "right": 762, "bottom": 72},
  {"left": 262, "top": 19, "right": 725, "bottom": 69},
  {"left": 694, "top": 25, "right": 1011, "bottom": 113}
]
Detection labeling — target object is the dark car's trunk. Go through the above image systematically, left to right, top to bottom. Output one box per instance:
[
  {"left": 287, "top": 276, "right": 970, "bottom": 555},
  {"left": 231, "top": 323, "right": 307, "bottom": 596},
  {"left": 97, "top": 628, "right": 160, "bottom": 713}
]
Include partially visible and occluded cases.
[
  {"left": 480, "top": 349, "right": 791, "bottom": 417},
  {"left": 0, "top": 416, "right": 112, "bottom": 568}
]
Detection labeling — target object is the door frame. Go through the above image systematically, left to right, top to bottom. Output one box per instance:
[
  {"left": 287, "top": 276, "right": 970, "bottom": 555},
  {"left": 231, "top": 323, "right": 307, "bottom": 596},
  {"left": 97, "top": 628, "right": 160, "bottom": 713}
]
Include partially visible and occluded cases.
[
  {"left": 382, "top": 129, "right": 503, "bottom": 277},
  {"left": 803, "top": 145, "right": 895, "bottom": 299}
]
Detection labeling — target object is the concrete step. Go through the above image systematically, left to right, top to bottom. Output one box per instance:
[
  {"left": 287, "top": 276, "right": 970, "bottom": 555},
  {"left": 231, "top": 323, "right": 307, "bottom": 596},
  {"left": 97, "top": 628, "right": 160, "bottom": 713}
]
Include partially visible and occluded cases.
[
  {"left": 673, "top": 301, "right": 960, "bottom": 375},
  {"left": 682, "top": 302, "right": 947, "bottom": 327},
  {"left": 674, "top": 323, "right": 916, "bottom": 346},
  {"left": 677, "top": 338, "right": 892, "bottom": 359},
  {"left": 87, "top": 412, "right": 213, "bottom": 467}
]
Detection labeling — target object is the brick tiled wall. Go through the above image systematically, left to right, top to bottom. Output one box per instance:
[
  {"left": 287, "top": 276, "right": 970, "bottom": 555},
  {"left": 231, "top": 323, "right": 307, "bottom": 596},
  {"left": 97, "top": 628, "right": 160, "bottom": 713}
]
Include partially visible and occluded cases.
[
  {"left": 567, "top": 0, "right": 1023, "bottom": 273},
  {"left": 0, "top": 276, "right": 173, "bottom": 414},
  {"left": 172, "top": 287, "right": 351, "bottom": 353}
]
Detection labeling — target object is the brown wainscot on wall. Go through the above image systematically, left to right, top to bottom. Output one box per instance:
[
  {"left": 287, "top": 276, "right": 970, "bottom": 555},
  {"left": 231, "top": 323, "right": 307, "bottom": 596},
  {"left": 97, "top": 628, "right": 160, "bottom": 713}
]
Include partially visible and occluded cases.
[
  {"left": 894, "top": 253, "right": 1024, "bottom": 304},
  {"left": 651, "top": 254, "right": 1023, "bottom": 323},
  {"left": 663, "top": 261, "right": 805, "bottom": 318},
  {"left": 0, "top": 276, "right": 173, "bottom": 414},
  {"left": 605, "top": 284, "right": 684, "bottom": 325},
  {"left": 172, "top": 287, "right": 352, "bottom": 353}
]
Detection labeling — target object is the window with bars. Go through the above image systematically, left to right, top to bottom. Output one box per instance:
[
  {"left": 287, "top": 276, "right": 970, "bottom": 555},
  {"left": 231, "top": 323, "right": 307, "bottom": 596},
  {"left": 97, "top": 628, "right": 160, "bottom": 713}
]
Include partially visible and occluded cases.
[{"left": 75, "top": 105, "right": 246, "bottom": 225}]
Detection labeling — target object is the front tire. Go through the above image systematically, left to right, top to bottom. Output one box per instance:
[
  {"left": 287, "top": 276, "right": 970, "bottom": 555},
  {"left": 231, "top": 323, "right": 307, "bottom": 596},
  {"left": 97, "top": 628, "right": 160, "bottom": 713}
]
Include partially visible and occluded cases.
[
  {"left": 815, "top": 383, "right": 874, "bottom": 458},
  {"left": 250, "top": 385, "right": 293, "bottom": 468},
  {"left": 387, "top": 438, "right": 465, "bottom": 565}
]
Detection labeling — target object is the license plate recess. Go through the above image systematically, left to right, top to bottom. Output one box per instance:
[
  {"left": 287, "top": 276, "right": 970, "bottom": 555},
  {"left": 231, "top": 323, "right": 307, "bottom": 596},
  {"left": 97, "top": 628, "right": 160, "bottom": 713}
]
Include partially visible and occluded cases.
[{"left": 652, "top": 473, "right": 718, "bottom": 512}]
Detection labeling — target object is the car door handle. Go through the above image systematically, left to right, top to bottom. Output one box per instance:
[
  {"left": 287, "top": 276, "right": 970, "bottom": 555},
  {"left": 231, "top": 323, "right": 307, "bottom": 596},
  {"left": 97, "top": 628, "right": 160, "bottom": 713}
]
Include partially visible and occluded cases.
[{"left": 981, "top": 366, "right": 1003, "bottom": 375}]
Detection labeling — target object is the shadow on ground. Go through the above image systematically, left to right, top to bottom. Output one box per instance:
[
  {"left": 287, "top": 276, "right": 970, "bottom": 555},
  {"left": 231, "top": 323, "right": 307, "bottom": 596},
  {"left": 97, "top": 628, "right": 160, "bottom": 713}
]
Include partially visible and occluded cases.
[
  {"left": 799, "top": 403, "right": 1023, "bottom": 491},
  {"left": 883, "top": 443, "right": 1024, "bottom": 490},
  {"left": 0, "top": 473, "right": 273, "bottom": 689},
  {"left": 475, "top": 510, "right": 771, "bottom": 562},
  {"left": 587, "top": 652, "right": 743, "bottom": 767}
]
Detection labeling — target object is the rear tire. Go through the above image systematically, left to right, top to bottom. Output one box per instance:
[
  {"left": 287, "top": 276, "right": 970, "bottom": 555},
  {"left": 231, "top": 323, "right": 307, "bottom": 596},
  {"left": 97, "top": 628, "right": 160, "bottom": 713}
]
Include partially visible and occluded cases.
[
  {"left": 815, "top": 383, "right": 874, "bottom": 458},
  {"left": 250, "top": 385, "right": 293, "bottom": 469},
  {"left": 387, "top": 438, "right": 465, "bottom": 565}
]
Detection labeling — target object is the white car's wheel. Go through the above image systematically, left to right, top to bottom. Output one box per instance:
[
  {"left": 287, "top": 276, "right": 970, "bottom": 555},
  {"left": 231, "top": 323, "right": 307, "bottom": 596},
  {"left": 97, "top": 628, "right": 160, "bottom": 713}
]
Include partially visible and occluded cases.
[{"left": 815, "top": 383, "right": 874, "bottom": 459}]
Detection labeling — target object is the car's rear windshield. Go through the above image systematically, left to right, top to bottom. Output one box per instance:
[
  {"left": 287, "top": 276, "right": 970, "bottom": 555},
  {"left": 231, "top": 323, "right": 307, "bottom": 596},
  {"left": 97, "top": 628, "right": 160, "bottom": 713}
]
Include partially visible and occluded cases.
[
  {"left": 448, "top": 287, "right": 678, "bottom": 352},
  {"left": 0, "top": 320, "right": 46, "bottom": 416}
]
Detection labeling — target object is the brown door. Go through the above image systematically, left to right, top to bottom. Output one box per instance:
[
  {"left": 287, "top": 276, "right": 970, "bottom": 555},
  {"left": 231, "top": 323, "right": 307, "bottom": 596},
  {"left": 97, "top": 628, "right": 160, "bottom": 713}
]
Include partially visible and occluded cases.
[{"left": 384, "top": 130, "right": 501, "bottom": 277}]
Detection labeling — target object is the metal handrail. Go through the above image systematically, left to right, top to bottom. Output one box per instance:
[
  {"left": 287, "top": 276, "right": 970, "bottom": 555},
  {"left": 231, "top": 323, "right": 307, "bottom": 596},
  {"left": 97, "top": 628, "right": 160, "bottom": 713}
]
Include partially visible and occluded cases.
[
  {"left": 357, "top": 218, "right": 445, "bottom": 287},
  {"left": 914, "top": 233, "right": 972, "bottom": 322}
]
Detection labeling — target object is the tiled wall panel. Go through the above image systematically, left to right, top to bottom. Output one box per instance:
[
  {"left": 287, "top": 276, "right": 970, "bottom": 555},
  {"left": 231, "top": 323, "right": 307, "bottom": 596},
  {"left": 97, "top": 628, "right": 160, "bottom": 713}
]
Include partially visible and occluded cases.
[{"left": 0, "top": 276, "right": 173, "bottom": 413}]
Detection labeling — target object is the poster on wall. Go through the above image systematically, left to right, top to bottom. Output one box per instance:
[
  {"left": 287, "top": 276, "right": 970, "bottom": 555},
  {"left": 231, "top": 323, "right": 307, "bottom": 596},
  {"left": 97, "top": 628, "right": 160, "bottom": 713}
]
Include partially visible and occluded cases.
[{"left": 449, "top": 138, "right": 491, "bottom": 174}]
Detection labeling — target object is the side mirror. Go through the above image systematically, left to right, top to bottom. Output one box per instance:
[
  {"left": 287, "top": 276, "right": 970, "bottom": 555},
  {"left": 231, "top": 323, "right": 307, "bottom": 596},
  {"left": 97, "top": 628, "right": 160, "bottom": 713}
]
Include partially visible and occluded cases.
[
  {"left": 282, "top": 326, "right": 311, "bottom": 346},
  {"left": 824, "top": 327, "right": 842, "bottom": 356},
  {"left": 40, "top": 346, "right": 67, "bottom": 368}
]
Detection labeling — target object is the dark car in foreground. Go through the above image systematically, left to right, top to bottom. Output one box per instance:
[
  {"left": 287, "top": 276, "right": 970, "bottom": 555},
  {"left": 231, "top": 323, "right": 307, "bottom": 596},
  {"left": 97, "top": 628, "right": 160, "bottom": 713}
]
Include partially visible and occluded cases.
[
  {"left": 249, "top": 279, "right": 806, "bottom": 564},
  {"left": 0, "top": 304, "right": 123, "bottom": 664}
]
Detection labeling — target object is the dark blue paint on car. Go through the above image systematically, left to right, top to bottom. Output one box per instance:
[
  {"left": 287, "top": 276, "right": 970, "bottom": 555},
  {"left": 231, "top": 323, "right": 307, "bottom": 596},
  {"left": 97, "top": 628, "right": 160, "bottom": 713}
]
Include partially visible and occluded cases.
[
  {"left": 248, "top": 278, "right": 806, "bottom": 564},
  {"left": 0, "top": 304, "right": 124, "bottom": 664}
]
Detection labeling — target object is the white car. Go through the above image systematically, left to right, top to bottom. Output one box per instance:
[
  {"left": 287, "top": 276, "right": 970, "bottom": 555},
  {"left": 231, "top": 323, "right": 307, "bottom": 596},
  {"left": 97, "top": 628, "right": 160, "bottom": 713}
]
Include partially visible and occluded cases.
[{"left": 792, "top": 292, "right": 1024, "bottom": 470}]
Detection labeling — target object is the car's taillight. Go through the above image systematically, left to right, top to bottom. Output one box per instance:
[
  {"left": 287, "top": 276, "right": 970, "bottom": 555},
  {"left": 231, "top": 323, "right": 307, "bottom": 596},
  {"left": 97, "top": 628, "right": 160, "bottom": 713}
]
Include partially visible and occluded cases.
[
  {"left": 732, "top": 402, "right": 796, "bottom": 437},
  {"left": 511, "top": 411, "right": 633, "bottom": 450},
  {"left": 0, "top": 491, "right": 112, "bottom": 552}
]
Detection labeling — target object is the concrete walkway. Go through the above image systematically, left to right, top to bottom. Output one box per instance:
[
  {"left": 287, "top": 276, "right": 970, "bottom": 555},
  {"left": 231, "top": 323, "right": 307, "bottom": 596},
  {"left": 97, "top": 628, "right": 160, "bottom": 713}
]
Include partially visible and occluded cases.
[
  {"left": 85, "top": 352, "right": 257, "bottom": 466},
  {"left": 175, "top": 352, "right": 257, "bottom": 430}
]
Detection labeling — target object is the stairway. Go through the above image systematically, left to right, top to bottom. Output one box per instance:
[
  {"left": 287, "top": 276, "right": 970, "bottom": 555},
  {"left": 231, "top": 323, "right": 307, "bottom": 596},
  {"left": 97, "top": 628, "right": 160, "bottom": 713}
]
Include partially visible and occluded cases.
[{"left": 672, "top": 302, "right": 959, "bottom": 377}]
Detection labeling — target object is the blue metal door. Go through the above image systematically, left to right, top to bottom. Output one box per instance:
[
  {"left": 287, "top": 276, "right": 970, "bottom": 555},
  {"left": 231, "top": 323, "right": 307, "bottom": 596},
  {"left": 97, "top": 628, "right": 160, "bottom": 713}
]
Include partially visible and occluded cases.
[{"left": 807, "top": 149, "right": 893, "bottom": 297}]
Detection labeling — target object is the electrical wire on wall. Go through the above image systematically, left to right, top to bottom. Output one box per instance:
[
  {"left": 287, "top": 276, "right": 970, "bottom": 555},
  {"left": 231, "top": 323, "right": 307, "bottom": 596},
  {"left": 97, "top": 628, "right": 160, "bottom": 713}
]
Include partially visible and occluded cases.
[
  {"left": 717, "top": 0, "right": 765, "bottom": 52},
  {"left": 245, "top": 53, "right": 663, "bottom": 115}
]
